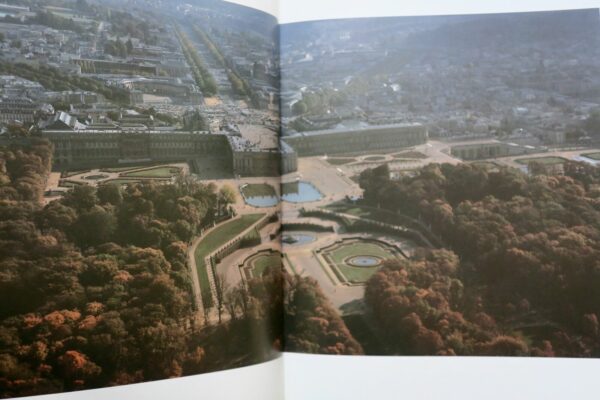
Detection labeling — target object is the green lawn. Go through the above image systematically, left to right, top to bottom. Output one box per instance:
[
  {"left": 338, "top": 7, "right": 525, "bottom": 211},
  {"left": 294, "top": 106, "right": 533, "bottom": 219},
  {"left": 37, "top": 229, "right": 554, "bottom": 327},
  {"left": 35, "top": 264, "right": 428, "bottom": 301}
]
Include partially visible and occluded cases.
[
  {"left": 392, "top": 151, "right": 427, "bottom": 159},
  {"left": 582, "top": 152, "right": 600, "bottom": 161},
  {"left": 363, "top": 155, "right": 386, "bottom": 161},
  {"left": 515, "top": 156, "right": 568, "bottom": 165},
  {"left": 326, "top": 158, "right": 356, "bottom": 165},
  {"left": 100, "top": 166, "right": 140, "bottom": 173},
  {"left": 122, "top": 166, "right": 181, "bottom": 178},
  {"left": 83, "top": 174, "right": 109, "bottom": 181},
  {"left": 103, "top": 178, "right": 144, "bottom": 185},
  {"left": 59, "top": 180, "right": 84, "bottom": 188},
  {"left": 281, "top": 182, "right": 298, "bottom": 195},
  {"left": 240, "top": 183, "right": 277, "bottom": 198},
  {"left": 324, "top": 202, "right": 371, "bottom": 218},
  {"left": 324, "top": 202, "right": 396, "bottom": 221},
  {"left": 323, "top": 203, "right": 430, "bottom": 240},
  {"left": 194, "top": 214, "right": 265, "bottom": 307},
  {"left": 325, "top": 241, "right": 399, "bottom": 283},
  {"left": 250, "top": 253, "right": 281, "bottom": 278}
]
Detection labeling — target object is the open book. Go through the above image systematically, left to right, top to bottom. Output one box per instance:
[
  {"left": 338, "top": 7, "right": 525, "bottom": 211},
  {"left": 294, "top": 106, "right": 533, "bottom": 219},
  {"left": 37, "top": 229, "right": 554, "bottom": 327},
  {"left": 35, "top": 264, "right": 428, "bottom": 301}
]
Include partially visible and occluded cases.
[{"left": 1, "top": 0, "right": 600, "bottom": 399}]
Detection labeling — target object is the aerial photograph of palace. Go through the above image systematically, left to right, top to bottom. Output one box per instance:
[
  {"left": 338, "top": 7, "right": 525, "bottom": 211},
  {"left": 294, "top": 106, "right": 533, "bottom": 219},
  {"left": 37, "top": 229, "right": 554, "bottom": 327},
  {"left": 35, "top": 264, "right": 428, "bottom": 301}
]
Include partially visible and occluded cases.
[{"left": 2, "top": 0, "right": 600, "bottom": 396}]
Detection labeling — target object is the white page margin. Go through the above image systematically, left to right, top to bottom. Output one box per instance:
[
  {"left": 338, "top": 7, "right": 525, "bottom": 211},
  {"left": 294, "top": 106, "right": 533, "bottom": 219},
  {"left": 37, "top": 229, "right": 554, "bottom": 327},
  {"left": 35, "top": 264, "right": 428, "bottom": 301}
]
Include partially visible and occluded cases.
[{"left": 285, "top": 353, "right": 598, "bottom": 400}]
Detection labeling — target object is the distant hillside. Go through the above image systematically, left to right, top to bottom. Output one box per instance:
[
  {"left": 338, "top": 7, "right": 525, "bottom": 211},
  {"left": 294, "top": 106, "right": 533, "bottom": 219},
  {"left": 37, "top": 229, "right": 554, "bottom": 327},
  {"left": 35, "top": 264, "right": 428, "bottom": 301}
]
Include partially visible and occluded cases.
[
  {"left": 170, "top": 0, "right": 278, "bottom": 38},
  {"left": 281, "top": 9, "right": 600, "bottom": 50},
  {"left": 406, "top": 9, "right": 600, "bottom": 49}
]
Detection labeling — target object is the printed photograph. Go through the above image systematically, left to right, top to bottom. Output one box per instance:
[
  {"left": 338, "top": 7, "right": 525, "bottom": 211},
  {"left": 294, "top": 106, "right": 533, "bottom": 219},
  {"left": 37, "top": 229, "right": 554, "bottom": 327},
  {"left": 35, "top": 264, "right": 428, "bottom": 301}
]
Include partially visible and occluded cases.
[
  {"left": 0, "top": 0, "right": 285, "bottom": 397},
  {"left": 2, "top": 0, "right": 600, "bottom": 398},
  {"left": 279, "top": 9, "right": 600, "bottom": 358}
]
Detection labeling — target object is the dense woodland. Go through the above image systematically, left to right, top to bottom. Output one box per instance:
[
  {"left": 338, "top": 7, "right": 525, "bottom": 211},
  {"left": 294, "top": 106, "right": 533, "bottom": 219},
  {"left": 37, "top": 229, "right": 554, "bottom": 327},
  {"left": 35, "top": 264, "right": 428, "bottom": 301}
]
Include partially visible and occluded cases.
[
  {"left": 0, "top": 139, "right": 53, "bottom": 202},
  {"left": 8, "top": 140, "right": 600, "bottom": 392},
  {"left": 0, "top": 141, "right": 365, "bottom": 396},
  {"left": 0, "top": 142, "right": 285, "bottom": 397},
  {"left": 360, "top": 162, "right": 600, "bottom": 356},
  {"left": 285, "top": 276, "right": 363, "bottom": 355}
]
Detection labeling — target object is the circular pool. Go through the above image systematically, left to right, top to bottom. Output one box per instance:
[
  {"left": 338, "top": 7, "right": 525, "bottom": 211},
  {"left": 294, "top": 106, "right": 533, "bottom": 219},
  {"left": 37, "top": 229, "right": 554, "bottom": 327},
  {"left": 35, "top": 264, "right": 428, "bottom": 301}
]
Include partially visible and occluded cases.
[{"left": 346, "top": 255, "right": 383, "bottom": 267}]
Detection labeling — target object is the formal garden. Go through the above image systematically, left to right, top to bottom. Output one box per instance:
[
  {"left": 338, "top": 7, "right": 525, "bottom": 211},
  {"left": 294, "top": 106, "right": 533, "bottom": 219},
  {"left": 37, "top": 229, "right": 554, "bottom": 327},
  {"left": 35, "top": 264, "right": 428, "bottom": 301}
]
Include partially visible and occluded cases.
[
  {"left": 363, "top": 155, "right": 386, "bottom": 162},
  {"left": 326, "top": 157, "right": 357, "bottom": 165},
  {"left": 60, "top": 164, "right": 184, "bottom": 188},
  {"left": 240, "top": 183, "right": 279, "bottom": 207},
  {"left": 194, "top": 213, "right": 265, "bottom": 307},
  {"left": 317, "top": 238, "right": 403, "bottom": 284},
  {"left": 239, "top": 250, "right": 282, "bottom": 280}
]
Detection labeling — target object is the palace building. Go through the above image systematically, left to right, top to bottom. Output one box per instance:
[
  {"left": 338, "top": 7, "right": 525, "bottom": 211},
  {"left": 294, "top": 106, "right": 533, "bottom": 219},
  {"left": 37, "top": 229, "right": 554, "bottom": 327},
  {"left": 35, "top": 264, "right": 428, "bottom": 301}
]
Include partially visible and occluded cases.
[
  {"left": 40, "top": 112, "right": 297, "bottom": 177},
  {"left": 282, "top": 123, "right": 428, "bottom": 156},
  {"left": 228, "top": 136, "right": 297, "bottom": 177},
  {"left": 450, "top": 141, "right": 540, "bottom": 160}
]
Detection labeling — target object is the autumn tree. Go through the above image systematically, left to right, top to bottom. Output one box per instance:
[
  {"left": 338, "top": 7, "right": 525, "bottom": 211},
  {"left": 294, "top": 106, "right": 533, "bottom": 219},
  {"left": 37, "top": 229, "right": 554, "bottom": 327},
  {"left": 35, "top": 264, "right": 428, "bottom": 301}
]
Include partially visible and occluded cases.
[{"left": 285, "top": 276, "right": 363, "bottom": 355}]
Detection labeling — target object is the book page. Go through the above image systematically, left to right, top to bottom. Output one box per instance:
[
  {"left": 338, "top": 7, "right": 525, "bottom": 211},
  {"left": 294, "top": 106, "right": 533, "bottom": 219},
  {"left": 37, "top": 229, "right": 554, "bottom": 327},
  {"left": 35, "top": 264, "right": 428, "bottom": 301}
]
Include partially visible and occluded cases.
[
  {"left": 0, "top": 0, "right": 282, "bottom": 399},
  {"left": 278, "top": 0, "right": 600, "bottom": 398}
]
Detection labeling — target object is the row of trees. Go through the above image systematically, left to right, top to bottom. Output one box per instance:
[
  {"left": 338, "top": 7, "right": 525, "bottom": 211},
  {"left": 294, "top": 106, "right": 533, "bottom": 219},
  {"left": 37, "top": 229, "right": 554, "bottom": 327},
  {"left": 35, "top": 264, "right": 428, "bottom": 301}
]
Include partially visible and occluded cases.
[
  {"left": 175, "top": 26, "right": 218, "bottom": 96},
  {"left": 191, "top": 26, "right": 252, "bottom": 98},
  {"left": 0, "top": 62, "right": 130, "bottom": 104},
  {"left": 360, "top": 162, "right": 600, "bottom": 357}
]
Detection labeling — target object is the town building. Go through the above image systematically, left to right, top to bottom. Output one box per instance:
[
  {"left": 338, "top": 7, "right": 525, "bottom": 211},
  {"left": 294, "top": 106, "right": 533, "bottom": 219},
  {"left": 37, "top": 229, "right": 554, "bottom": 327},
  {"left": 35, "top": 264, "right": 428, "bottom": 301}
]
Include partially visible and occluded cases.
[
  {"left": 72, "top": 58, "right": 158, "bottom": 76},
  {"left": 0, "top": 97, "right": 39, "bottom": 123}
]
